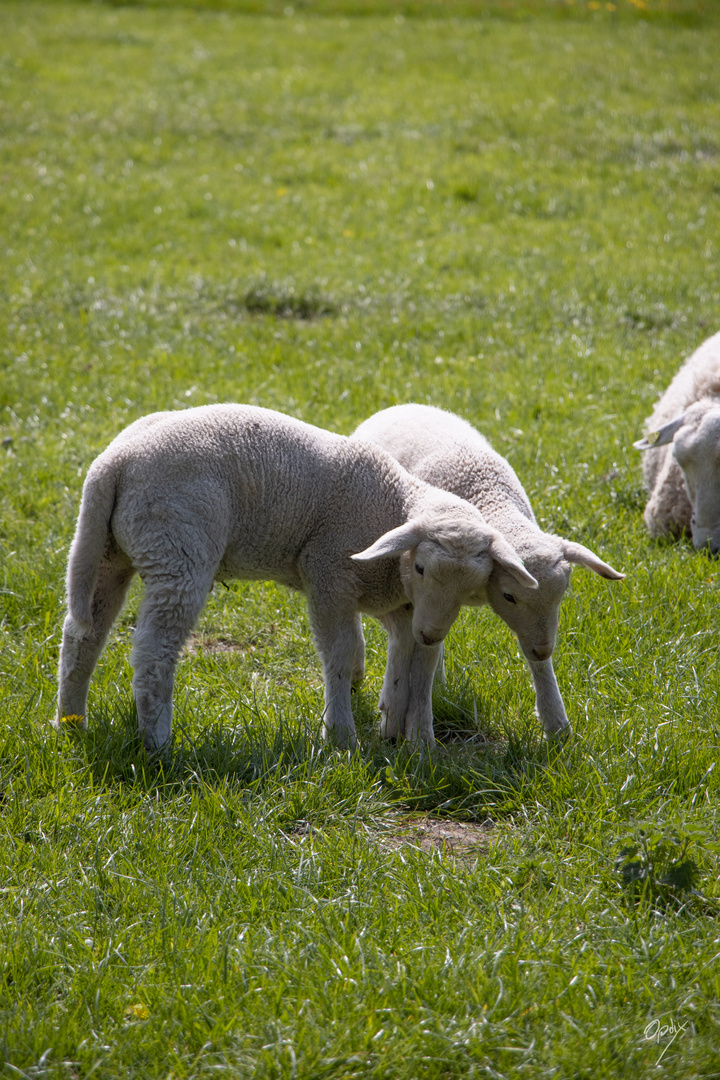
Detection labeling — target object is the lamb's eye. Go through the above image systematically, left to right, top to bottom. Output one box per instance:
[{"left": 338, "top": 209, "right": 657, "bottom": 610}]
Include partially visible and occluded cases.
[
  {"left": 414, "top": 562, "right": 425, "bottom": 576},
  {"left": 503, "top": 592, "right": 517, "bottom": 604}
]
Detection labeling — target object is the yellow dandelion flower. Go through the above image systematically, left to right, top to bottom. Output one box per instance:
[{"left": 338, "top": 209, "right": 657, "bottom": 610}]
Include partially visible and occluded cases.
[
  {"left": 59, "top": 714, "right": 84, "bottom": 725},
  {"left": 125, "top": 1004, "right": 150, "bottom": 1021}
]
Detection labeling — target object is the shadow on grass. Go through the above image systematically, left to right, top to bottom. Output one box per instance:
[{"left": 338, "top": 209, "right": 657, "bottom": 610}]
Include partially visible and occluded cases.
[{"left": 43, "top": 688, "right": 573, "bottom": 825}]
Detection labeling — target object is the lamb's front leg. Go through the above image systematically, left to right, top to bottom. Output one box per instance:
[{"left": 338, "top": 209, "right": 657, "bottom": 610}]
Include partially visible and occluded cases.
[
  {"left": 308, "top": 604, "right": 363, "bottom": 751},
  {"left": 377, "top": 606, "right": 416, "bottom": 740},
  {"left": 350, "top": 612, "right": 366, "bottom": 688},
  {"left": 403, "top": 642, "right": 442, "bottom": 747},
  {"left": 433, "top": 642, "right": 447, "bottom": 686},
  {"left": 527, "top": 657, "right": 571, "bottom": 739}
]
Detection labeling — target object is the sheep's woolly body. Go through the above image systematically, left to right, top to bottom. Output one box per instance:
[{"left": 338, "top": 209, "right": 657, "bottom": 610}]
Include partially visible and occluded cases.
[
  {"left": 640, "top": 331, "right": 720, "bottom": 540},
  {"left": 58, "top": 404, "right": 533, "bottom": 751},
  {"left": 353, "top": 404, "right": 624, "bottom": 739},
  {"left": 70, "top": 406, "right": 413, "bottom": 623},
  {"left": 368, "top": 410, "right": 544, "bottom": 560}
]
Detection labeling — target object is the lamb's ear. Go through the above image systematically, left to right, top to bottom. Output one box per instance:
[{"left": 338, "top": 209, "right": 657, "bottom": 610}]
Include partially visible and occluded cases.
[
  {"left": 633, "top": 414, "right": 686, "bottom": 451},
  {"left": 351, "top": 520, "right": 426, "bottom": 562},
  {"left": 489, "top": 534, "right": 538, "bottom": 589},
  {"left": 562, "top": 541, "right": 625, "bottom": 580}
]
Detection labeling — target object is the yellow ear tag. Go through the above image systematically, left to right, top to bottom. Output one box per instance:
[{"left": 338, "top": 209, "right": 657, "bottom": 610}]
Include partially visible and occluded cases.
[{"left": 645, "top": 430, "right": 661, "bottom": 446}]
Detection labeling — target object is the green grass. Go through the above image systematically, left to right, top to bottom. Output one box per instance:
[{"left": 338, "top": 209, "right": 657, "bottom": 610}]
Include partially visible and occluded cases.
[
  {"left": 37, "top": 0, "right": 720, "bottom": 24},
  {"left": 1, "top": 1, "right": 720, "bottom": 1076}
]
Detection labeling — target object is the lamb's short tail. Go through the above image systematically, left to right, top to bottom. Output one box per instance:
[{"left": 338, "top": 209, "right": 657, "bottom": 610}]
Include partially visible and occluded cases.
[{"left": 66, "top": 459, "right": 118, "bottom": 633}]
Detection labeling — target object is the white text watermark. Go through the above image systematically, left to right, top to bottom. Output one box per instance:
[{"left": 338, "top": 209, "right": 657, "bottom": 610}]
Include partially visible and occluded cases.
[{"left": 644, "top": 1017, "right": 689, "bottom": 1064}]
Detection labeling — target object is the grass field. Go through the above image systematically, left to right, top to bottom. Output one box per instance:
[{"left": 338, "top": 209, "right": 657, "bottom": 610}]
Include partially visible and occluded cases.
[{"left": 1, "top": 1, "right": 720, "bottom": 1076}]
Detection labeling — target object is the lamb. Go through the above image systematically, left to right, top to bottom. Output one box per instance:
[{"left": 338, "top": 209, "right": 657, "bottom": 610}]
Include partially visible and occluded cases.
[
  {"left": 633, "top": 330, "right": 720, "bottom": 553},
  {"left": 56, "top": 403, "right": 539, "bottom": 752},
  {"left": 352, "top": 404, "right": 624, "bottom": 740}
]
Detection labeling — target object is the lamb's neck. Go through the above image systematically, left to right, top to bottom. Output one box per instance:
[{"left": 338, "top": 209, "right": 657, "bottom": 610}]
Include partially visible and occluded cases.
[{"left": 480, "top": 501, "right": 539, "bottom": 547}]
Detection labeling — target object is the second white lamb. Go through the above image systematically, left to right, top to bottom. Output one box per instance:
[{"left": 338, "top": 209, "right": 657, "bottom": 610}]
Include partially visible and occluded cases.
[{"left": 353, "top": 404, "right": 624, "bottom": 740}]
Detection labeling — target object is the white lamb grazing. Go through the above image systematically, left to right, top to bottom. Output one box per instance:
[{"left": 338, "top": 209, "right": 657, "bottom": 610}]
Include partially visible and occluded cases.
[
  {"left": 634, "top": 330, "right": 720, "bottom": 553},
  {"left": 56, "top": 404, "right": 538, "bottom": 751},
  {"left": 352, "top": 404, "right": 624, "bottom": 740}
]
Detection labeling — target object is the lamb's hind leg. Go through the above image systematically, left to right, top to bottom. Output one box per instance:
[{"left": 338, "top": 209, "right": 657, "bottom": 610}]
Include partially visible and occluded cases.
[
  {"left": 57, "top": 559, "right": 135, "bottom": 728},
  {"left": 131, "top": 567, "right": 214, "bottom": 751}
]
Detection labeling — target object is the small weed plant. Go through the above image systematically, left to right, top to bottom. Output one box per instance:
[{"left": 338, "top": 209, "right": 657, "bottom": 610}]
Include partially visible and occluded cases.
[{"left": 615, "top": 819, "right": 717, "bottom": 913}]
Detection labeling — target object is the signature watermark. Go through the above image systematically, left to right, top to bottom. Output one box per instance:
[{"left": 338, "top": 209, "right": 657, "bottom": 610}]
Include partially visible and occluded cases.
[{"left": 644, "top": 1017, "right": 690, "bottom": 1064}]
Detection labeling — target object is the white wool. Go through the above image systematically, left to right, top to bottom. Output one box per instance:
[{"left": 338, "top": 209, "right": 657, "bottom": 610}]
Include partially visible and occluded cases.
[
  {"left": 635, "top": 331, "right": 720, "bottom": 552},
  {"left": 57, "top": 403, "right": 536, "bottom": 751},
  {"left": 353, "top": 404, "right": 624, "bottom": 740}
]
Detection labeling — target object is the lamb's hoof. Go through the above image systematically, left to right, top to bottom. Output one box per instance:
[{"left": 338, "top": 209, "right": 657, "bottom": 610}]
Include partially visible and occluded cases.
[
  {"left": 379, "top": 714, "right": 402, "bottom": 741},
  {"left": 543, "top": 723, "right": 572, "bottom": 744},
  {"left": 323, "top": 724, "right": 357, "bottom": 752},
  {"left": 403, "top": 726, "right": 436, "bottom": 750},
  {"left": 141, "top": 731, "right": 172, "bottom": 756},
  {"left": 413, "top": 736, "right": 436, "bottom": 751},
  {"left": 143, "top": 742, "right": 169, "bottom": 757}
]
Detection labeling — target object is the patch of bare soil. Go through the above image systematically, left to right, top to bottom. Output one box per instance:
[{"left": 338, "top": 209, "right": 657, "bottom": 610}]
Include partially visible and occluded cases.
[
  {"left": 183, "top": 630, "right": 274, "bottom": 656},
  {"left": 379, "top": 816, "right": 496, "bottom": 861},
  {"left": 284, "top": 817, "right": 496, "bottom": 863}
]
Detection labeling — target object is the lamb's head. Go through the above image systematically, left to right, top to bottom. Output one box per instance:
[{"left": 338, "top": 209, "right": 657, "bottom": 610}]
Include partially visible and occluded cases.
[
  {"left": 635, "top": 399, "right": 720, "bottom": 553},
  {"left": 352, "top": 503, "right": 538, "bottom": 647},
  {"left": 486, "top": 535, "right": 625, "bottom": 663}
]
